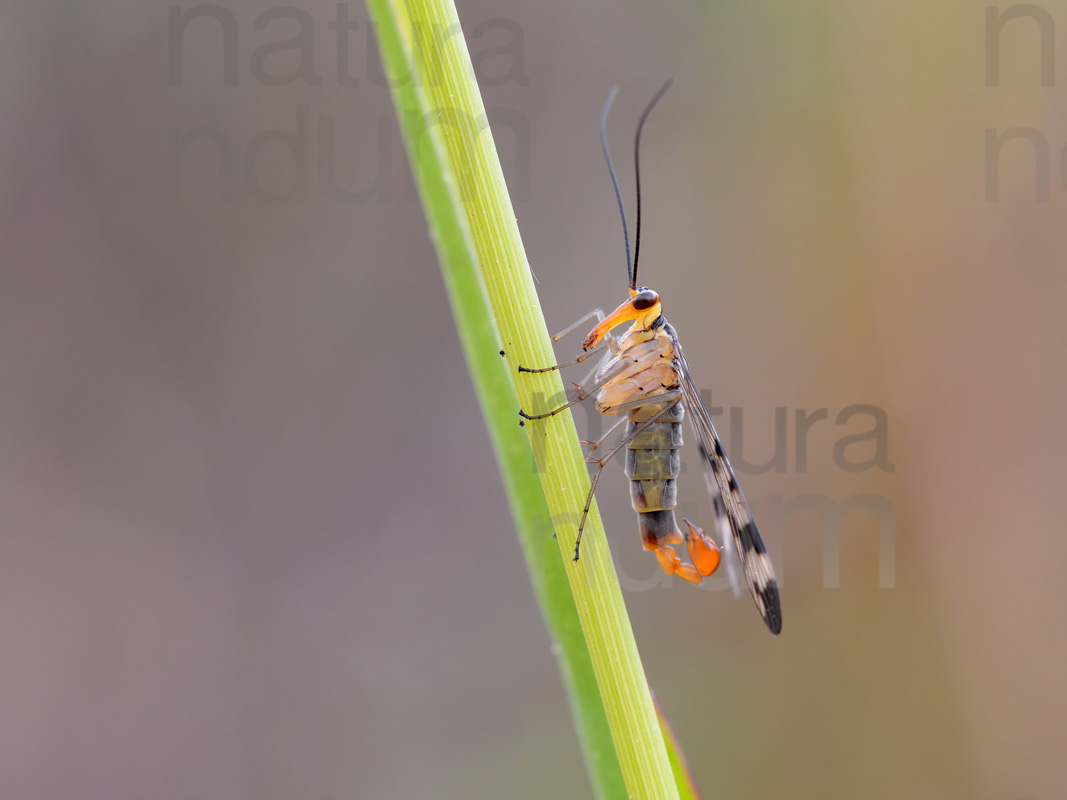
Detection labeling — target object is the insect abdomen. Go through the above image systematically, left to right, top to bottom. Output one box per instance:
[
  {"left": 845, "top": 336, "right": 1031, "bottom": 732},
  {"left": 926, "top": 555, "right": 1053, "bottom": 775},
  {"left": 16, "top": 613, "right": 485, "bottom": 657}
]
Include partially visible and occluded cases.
[{"left": 625, "top": 403, "right": 684, "bottom": 541}]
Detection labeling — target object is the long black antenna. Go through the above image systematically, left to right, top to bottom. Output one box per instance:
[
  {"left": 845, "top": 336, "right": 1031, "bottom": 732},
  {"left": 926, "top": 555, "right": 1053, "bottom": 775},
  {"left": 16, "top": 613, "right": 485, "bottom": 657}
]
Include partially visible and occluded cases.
[
  {"left": 632, "top": 78, "right": 673, "bottom": 291},
  {"left": 599, "top": 88, "right": 631, "bottom": 285}
]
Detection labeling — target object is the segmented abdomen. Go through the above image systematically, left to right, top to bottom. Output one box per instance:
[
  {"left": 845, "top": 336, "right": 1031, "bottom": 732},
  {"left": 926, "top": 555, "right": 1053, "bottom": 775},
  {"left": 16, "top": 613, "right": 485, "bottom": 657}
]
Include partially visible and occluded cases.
[{"left": 625, "top": 402, "right": 685, "bottom": 543}]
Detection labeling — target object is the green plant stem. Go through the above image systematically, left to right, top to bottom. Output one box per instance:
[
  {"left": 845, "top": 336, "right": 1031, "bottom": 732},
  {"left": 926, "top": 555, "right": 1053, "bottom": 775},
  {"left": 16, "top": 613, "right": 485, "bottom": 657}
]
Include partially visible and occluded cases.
[
  {"left": 365, "top": 2, "right": 680, "bottom": 798},
  {"left": 364, "top": 5, "right": 624, "bottom": 798}
]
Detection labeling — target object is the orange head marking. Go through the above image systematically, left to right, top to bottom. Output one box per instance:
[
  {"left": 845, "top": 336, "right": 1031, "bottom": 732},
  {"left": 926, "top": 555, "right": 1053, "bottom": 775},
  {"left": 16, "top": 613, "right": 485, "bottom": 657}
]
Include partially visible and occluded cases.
[{"left": 582, "top": 287, "right": 662, "bottom": 350}]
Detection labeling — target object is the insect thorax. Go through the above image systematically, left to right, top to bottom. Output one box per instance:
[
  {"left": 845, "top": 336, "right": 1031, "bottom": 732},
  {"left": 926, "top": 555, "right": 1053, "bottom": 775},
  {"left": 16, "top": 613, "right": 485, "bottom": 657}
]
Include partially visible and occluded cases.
[{"left": 594, "top": 325, "right": 681, "bottom": 416}]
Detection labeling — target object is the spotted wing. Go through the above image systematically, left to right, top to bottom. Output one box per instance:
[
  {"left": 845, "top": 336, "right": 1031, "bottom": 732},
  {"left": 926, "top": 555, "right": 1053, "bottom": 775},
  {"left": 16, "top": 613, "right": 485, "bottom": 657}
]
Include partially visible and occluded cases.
[{"left": 674, "top": 339, "right": 783, "bottom": 635}]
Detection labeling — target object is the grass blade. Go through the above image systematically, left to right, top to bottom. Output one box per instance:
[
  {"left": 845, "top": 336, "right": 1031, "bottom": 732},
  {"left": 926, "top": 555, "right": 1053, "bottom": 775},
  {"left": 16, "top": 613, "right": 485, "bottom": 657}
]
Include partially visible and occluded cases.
[{"left": 365, "top": 2, "right": 682, "bottom": 797}]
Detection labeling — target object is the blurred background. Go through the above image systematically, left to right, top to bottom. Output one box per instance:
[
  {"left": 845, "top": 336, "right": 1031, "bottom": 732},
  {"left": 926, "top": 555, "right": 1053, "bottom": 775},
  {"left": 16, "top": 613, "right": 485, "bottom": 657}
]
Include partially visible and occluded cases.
[{"left": 2, "top": 1, "right": 1064, "bottom": 798}]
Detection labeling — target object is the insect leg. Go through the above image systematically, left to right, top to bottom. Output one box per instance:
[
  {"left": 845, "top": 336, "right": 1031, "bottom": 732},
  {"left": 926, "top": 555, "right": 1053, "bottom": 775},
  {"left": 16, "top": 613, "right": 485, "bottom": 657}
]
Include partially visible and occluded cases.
[
  {"left": 517, "top": 308, "right": 619, "bottom": 374},
  {"left": 550, "top": 309, "right": 607, "bottom": 343},
  {"left": 517, "top": 344, "right": 604, "bottom": 375},
  {"left": 570, "top": 346, "right": 615, "bottom": 396},
  {"left": 518, "top": 356, "right": 632, "bottom": 421},
  {"left": 580, "top": 415, "right": 627, "bottom": 454}
]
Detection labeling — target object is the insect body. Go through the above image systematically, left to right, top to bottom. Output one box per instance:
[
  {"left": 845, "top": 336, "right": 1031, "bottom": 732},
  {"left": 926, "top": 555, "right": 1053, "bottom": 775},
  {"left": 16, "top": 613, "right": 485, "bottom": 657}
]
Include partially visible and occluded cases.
[
  {"left": 519, "top": 81, "right": 782, "bottom": 635},
  {"left": 581, "top": 289, "right": 722, "bottom": 586}
]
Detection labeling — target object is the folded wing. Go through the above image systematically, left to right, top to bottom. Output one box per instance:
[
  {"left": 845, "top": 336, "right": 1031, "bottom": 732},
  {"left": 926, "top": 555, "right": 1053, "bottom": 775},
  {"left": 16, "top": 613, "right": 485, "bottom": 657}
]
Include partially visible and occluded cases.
[{"left": 674, "top": 340, "right": 783, "bottom": 635}]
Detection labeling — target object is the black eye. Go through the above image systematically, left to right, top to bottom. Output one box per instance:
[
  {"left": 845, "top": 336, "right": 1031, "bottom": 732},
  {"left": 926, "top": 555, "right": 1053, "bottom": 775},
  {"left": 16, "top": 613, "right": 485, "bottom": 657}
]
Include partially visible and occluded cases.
[{"left": 632, "top": 290, "right": 659, "bottom": 310}]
